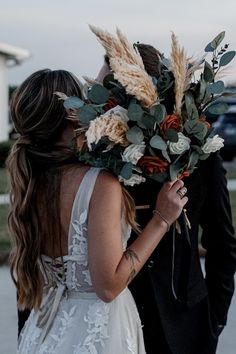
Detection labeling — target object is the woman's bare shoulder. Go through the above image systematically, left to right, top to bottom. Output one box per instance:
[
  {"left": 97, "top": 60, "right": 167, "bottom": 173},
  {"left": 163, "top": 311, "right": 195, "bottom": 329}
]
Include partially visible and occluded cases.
[
  {"left": 90, "top": 170, "right": 122, "bottom": 208},
  {"left": 96, "top": 170, "right": 122, "bottom": 192}
]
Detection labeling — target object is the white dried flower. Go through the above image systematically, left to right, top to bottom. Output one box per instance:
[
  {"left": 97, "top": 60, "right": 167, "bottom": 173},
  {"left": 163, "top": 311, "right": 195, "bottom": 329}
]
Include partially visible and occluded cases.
[
  {"left": 86, "top": 112, "right": 129, "bottom": 150},
  {"left": 168, "top": 132, "right": 191, "bottom": 154},
  {"left": 201, "top": 134, "right": 224, "bottom": 154},
  {"left": 122, "top": 143, "right": 146, "bottom": 165},
  {"left": 119, "top": 174, "right": 146, "bottom": 186}
]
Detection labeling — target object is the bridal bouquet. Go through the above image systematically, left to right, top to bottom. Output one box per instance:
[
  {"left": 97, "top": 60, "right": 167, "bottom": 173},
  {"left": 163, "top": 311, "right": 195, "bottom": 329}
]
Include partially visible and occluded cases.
[{"left": 57, "top": 28, "right": 235, "bottom": 186}]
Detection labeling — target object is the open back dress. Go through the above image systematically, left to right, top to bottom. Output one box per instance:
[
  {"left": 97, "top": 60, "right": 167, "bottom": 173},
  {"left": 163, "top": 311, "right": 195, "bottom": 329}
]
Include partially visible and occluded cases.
[{"left": 18, "top": 167, "right": 146, "bottom": 354}]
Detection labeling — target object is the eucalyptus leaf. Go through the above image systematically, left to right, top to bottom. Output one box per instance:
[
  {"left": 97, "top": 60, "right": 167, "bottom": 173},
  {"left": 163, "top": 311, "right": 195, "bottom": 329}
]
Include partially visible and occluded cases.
[
  {"left": 205, "top": 31, "right": 225, "bottom": 52},
  {"left": 219, "top": 51, "right": 236, "bottom": 67},
  {"left": 203, "top": 62, "right": 214, "bottom": 82},
  {"left": 196, "top": 80, "right": 207, "bottom": 102},
  {"left": 207, "top": 80, "right": 224, "bottom": 94},
  {"left": 88, "top": 84, "right": 110, "bottom": 104},
  {"left": 184, "top": 92, "right": 199, "bottom": 120},
  {"left": 63, "top": 96, "right": 84, "bottom": 109},
  {"left": 206, "top": 102, "right": 228, "bottom": 115},
  {"left": 128, "top": 103, "right": 144, "bottom": 121},
  {"left": 149, "top": 104, "right": 167, "bottom": 123},
  {"left": 77, "top": 105, "right": 97, "bottom": 123},
  {"left": 141, "top": 113, "right": 157, "bottom": 129},
  {"left": 137, "top": 120, "right": 147, "bottom": 129},
  {"left": 184, "top": 120, "right": 208, "bottom": 140},
  {"left": 126, "top": 126, "right": 144, "bottom": 144},
  {"left": 165, "top": 129, "right": 179, "bottom": 142},
  {"left": 149, "top": 135, "right": 167, "bottom": 150},
  {"left": 191, "top": 145, "right": 203, "bottom": 154},
  {"left": 161, "top": 149, "right": 171, "bottom": 163},
  {"left": 187, "top": 151, "right": 199, "bottom": 171},
  {"left": 199, "top": 152, "right": 210, "bottom": 160},
  {"left": 119, "top": 162, "right": 133, "bottom": 179},
  {"left": 170, "top": 162, "right": 182, "bottom": 181},
  {"left": 150, "top": 172, "right": 169, "bottom": 183}
]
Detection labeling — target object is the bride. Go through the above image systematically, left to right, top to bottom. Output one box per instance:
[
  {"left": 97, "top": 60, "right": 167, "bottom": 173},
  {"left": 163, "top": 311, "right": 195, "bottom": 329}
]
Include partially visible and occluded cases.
[{"left": 7, "top": 69, "right": 187, "bottom": 353}]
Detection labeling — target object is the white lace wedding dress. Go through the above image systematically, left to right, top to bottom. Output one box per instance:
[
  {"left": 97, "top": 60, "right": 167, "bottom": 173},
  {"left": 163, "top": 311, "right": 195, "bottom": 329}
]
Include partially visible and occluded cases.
[{"left": 18, "top": 167, "right": 146, "bottom": 354}]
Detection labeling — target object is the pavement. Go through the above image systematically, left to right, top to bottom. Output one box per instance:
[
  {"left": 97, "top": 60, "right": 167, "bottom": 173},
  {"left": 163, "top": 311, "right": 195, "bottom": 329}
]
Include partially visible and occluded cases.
[{"left": 0, "top": 265, "right": 236, "bottom": 354}]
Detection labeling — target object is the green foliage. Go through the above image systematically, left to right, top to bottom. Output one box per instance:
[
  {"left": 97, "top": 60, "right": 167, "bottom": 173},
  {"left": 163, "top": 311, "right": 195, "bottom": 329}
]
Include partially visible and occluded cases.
[
  {"left": 205, "top": 31, "right": 225, "bottom": 52},
  {"left": 219, "top": 51, "right": 236, "bottom": 67},
  {"left": 203, "top": 62, "right": 214, "bottom": 83},
  {"left": 207, "top": 81, "right": 224, "bottom": 94},
  {"left": 88, "top": 84, "right": 110, "bottom": 104},
  {"left": 185, "top": 92, "right": 199, "bottom": 120},
  {"left": 63, "top": 96, "right": 84, "bottom": 109},
  {"left": 206, "top": 102, "right": 228, "bottom": 115},
  {"left": 128, "top": 103, "right": 144, "bottom": 121},
  {"left": 149, "top": 104, "right": 166, "bottom": 123},
  {"left": 77, "top": 105, "right": 97, "bottom": 123},
  {"left": 184, "top": 120, "right": 208, "bottom": 141},
  {"left": 126, "top": 126, "right": 144, "bottom": 144},
  {"left": 165, "top": 129, "right": 178, "bottom": 142},
  {"left": 150, "top": 135, "right": 167, "bottom": 150},
  {"left": 120, "top": 163, "right": 133, "bottom": 179}
]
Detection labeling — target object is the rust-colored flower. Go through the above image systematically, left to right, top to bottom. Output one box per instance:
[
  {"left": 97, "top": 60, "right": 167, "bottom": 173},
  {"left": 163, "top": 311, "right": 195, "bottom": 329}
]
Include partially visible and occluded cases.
[
  {"left": 103, "top": 97, "right": 118, "bottom": 112},
  {"left": 160, "top": 114, "right": 182, "bottom": 139},
  {"left": 199, "top": 114, "right": 211, "bottom": 129},
  {"left": 138, "top": 156, "right": 168, "bottom": 175},
  {"left": 178, "top": 170, "right": 190, "bottom": 179}
]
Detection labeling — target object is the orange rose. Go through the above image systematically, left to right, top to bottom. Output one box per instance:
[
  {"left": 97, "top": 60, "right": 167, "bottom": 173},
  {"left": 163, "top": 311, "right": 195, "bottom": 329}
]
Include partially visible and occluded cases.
[
  {"left": 103, "top": 97, "right": 118, "bottom": 112},
  {"left": 160, "top": 114, "right": 181, "bottom": 139},
  {"left": 138, "top": 156, "right": 168, "bottom": 175},
  {"left": 178, "top": 170, "right": 190, "bottom": 179}
]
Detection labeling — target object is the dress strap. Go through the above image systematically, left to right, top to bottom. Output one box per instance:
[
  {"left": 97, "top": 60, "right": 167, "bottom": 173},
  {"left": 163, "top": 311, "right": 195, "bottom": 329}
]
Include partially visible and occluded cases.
[
  {"left": 68, "top": 167, "right": 102, "bottom": 252},
  {"left": 71, "top": 167, "right": 101, "bottom": 221}
]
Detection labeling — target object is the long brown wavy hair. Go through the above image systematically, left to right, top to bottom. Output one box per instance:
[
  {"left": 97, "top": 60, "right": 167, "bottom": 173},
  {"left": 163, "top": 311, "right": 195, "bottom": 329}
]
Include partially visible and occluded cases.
[
  {"left": 6, "top": 68, "right": 138, "bottom": 310},
  {"left": 6, "top": 69, "right": 84, "bottom": 310}
]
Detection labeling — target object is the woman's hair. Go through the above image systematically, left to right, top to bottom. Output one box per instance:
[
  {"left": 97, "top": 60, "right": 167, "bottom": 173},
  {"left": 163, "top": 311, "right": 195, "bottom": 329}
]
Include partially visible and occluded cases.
[{"left": 6, "top": 69, "right": 83, "bottom": 310}]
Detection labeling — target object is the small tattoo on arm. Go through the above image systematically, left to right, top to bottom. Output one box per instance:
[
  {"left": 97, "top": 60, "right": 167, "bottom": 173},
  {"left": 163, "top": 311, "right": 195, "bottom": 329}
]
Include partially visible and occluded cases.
[{"left": 124, "top": 249, "right": 141, "bottom": 284}]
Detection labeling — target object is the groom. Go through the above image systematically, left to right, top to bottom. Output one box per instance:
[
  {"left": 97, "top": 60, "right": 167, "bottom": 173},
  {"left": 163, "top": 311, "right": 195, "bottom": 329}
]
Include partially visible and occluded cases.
[
  {"left": 126, "top": 44, "right": 236, "bottom": 354},
  {"left": 128, "top": 151, "right": 236, "bottom": 354}
]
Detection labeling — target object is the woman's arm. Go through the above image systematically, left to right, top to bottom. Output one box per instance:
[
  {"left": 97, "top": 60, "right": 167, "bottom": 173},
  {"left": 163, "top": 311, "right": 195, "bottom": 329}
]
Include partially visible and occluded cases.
[{"left": 88, "top": 171, "right": 187, "bottom": 302}]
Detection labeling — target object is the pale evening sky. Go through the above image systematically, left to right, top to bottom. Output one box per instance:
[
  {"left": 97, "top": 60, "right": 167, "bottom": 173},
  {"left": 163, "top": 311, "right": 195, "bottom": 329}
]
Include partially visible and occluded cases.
[{"left": 0, "top": 0, "right": 236, "bottom": 85}]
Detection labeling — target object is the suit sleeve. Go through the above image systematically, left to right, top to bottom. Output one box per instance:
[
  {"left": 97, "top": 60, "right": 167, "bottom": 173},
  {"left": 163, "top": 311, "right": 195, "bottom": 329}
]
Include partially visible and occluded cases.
[{"left": 200, "top": 152, "right": 236, "bottom": 327}]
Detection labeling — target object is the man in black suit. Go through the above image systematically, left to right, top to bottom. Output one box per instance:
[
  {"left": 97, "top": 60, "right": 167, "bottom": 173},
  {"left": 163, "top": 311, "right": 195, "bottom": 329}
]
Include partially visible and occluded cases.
[
  {"left": 125, "top": 43, "right": 236, "bottom": 354},
  {"left": 128, "top": 151, "right": 236, "bottom": 354}
]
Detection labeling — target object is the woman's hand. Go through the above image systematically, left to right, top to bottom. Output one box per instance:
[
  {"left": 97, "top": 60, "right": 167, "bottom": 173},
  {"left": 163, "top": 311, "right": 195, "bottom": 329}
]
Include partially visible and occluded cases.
[{"left": 154, "top": 180, "right": 188, "bottom": 227}]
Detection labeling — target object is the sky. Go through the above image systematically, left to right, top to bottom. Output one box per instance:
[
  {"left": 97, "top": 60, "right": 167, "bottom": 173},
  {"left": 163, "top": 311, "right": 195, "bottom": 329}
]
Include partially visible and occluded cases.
[{"left": 0, "top": 0, "right": 236, "bottom": 86}]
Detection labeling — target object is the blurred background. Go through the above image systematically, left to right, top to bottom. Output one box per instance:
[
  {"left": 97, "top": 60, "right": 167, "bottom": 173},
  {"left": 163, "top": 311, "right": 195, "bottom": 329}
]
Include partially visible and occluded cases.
[{"left": 0, "top": 0, "right": 236, "bottom": 353}]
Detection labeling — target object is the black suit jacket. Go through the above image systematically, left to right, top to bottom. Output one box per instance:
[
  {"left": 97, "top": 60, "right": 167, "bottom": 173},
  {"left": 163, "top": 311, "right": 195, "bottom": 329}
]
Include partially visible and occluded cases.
[{"left": 128, "top": 152, "right": 236, "bottom": 354}]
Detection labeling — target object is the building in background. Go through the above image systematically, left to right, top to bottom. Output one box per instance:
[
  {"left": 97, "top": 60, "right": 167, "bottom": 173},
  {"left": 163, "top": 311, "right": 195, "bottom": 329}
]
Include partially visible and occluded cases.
[{"left": 0, "top": 43, "right": 30, "bottom": 142}]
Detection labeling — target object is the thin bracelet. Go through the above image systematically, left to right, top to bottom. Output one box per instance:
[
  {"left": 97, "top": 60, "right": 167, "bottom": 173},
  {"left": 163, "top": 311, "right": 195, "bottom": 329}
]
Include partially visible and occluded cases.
[{"left": 152, "top": 209, "right": 170, "bottom": 232}]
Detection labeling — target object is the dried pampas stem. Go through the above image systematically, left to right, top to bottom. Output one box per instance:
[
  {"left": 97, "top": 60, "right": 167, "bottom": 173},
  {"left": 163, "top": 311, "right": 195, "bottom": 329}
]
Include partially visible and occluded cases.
[
  {"left": 89, "top": 24, "right": 158, "bottom": 107},
  {"left": 170, "top": 32, "right": 188, "bottom": 117},
  {"left": 111, "top": 59, "right": 157, "bottom": 108}
]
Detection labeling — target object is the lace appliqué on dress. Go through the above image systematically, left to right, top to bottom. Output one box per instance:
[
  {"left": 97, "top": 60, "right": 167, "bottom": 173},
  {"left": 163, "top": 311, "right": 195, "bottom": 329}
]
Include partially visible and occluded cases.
[
  {"left": 69, "top": 210, "right": 90, "bottom": 290},
  {"left": 73, "top": 301, "right": 110, "bottom": 354},
  {"left": 38, "top": 306, "right": 77, "bottom": 354},
  {"left": 127, "top": 329, "right": 137, "bottom": 354}
]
